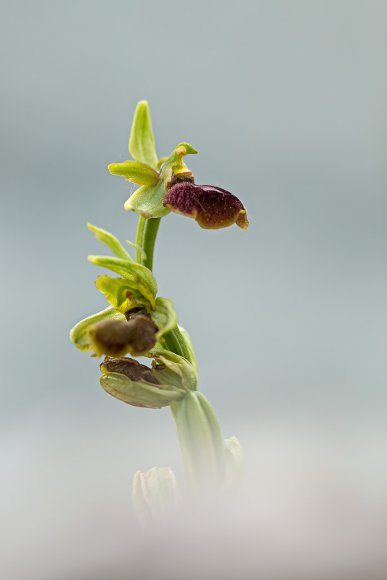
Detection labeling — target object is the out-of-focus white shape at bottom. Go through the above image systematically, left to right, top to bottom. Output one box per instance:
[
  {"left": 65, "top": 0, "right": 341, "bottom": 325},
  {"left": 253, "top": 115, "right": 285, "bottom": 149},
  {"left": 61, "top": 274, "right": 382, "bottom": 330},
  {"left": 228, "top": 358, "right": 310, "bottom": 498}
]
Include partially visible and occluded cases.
[{"left": 132, "top": 466, "right": 179, "bottom": 525}]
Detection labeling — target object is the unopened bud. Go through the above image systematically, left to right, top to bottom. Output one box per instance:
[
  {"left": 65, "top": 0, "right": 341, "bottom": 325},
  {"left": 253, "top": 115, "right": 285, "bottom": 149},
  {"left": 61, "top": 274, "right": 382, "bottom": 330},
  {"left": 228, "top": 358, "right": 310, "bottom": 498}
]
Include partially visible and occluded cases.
[{"left": 132, "top": 467, "right": 179, "bottom": 524}]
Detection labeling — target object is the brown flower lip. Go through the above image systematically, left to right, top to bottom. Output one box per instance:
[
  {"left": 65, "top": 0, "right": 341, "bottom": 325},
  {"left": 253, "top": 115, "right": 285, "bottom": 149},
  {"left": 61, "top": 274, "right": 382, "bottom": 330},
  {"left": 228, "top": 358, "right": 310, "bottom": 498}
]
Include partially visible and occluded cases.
[
  {"left": 163, "top": 182, "right": 248, "bottom": 230},
  {"left": 89, "top": 314, "right": 157, "bottom": 357},
  {"left": 100, "top": 356, "right": 160, "bottom": 408},
  {"left": 101, "top": 356, "right": 159, "bottom": 385}
]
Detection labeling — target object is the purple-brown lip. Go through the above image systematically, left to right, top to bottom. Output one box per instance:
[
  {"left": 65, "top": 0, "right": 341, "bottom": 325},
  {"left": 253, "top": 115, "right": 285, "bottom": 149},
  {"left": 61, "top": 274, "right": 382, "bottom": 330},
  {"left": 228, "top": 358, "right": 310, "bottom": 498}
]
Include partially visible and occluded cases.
[{"left": 163, "top": 182, "right": 248, "bottom": 230}]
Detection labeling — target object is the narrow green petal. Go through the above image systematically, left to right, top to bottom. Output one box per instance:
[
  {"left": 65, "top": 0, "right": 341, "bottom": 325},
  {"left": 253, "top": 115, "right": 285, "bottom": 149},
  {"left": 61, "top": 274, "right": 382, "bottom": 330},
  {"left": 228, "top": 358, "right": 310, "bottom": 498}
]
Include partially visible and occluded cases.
[
  {"left": 129, "top": 100, "right": 158, "bottom": 169},
  {"left": 108, "top": 160, "right": 159, "bottom": 186},
  {"left": 87, "top": 223, "right": 132, "bottom": 260},
  {"left": 69, "top": 307, "right": 125, "bottom": 351}
]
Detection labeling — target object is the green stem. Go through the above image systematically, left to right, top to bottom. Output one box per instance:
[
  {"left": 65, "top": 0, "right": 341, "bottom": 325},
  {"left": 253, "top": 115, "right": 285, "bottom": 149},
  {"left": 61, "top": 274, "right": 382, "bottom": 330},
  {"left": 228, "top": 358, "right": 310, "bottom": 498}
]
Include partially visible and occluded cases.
[
  {"left": 135, "top": 213, "right": 226, "bottom": 493},
  {"left": 135, "top": 215, "right": 193, "bottom": 364},
  {"left": 136, "top": 216, "right": 160, "bottom": 271},
  {"left": 171, "top": 391, "right": 225, "bottom": 493}
]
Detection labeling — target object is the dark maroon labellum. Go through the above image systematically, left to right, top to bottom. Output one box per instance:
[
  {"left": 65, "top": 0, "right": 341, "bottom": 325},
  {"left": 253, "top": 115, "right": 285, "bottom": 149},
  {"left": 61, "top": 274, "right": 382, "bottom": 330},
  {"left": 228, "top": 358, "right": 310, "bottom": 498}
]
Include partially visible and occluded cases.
[{"left": 163, "top": 182, "right": 248, "bottom": 230}]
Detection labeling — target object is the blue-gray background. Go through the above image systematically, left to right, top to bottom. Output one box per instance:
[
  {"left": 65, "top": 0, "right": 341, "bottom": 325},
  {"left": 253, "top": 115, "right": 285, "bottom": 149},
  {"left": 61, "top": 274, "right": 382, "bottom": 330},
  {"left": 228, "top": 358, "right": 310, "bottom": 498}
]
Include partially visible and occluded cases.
[{"left": 1, "top": 1, "right": 386, "bottom": 578}]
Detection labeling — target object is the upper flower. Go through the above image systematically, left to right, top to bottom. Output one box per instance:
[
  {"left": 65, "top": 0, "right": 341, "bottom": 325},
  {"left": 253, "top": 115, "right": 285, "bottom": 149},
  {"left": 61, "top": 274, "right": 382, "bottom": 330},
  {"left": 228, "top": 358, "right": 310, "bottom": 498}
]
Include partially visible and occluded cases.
[{"left": 107, "top": 101, "right": 248, "bottom": 230}]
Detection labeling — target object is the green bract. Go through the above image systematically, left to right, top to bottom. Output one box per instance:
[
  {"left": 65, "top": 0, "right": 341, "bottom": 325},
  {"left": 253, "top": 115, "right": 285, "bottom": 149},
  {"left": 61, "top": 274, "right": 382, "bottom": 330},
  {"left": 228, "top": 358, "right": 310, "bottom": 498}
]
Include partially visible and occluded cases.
[{"left": 108, "top": 101, "right": 198, "bottom": 219}]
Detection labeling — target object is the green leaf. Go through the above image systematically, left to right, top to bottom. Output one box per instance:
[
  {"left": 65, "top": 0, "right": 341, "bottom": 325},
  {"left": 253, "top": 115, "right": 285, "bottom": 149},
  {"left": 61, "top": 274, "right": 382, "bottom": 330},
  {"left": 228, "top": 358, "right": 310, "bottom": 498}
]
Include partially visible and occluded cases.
[
  {"left": 129, "top": 100, "right": 158, "bottom": 169},
  {"left": 108, "top": 160, "right": 159, "bottom": 186},
  {"left": 124, "top": 181, "right": 170, "bottom": 219},
  {"left": 87, "top": 223, "right": 132, "bottom": 260},
  {"left": 88, "top": 255, "right": 157, "bottom": 308},
  {"left": 95, "top": 275, "right": 150, "bottom": 313},
  {"left": 151, "top": 297, "right": 177, "bottom": 340},
  {"left": 69, "top": 306, "right": 125, "bottom": 352},
  {"left": 100, "top": 372, "right": 185, "bottom": 408}
]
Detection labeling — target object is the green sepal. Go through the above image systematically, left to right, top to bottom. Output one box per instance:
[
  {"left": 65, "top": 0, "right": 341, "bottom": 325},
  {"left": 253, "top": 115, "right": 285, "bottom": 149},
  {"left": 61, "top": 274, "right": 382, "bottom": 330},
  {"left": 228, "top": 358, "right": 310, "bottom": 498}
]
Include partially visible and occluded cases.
[
  {"left": 129, "top": 100, "right": 158, "bottom": 169},
  {"left": 108, "top": 160, "right": 159, "bottom": 186},
  {"left": 124, "top": 180, "right": 170, "bottom": 219},
  {"left": 87, "top": 223, "right": 132, "bottom": 260},
  {"left": 88, "top": 255, "right": 157, "bottom": 308},
  {"left": 95, "top": 275, "right": 151, "bottom": 313},
  {"left": 151, "top": 297, "right": 177, "bottom": 340},
  {"left": 69, "top": 306, "right": 125, "bottom": 352},
  {"left": 149, "top": 348, "right": 198, "bottom": 391},
  {"left": 100, "top": 371, "right": 185, "bottom": 408}
]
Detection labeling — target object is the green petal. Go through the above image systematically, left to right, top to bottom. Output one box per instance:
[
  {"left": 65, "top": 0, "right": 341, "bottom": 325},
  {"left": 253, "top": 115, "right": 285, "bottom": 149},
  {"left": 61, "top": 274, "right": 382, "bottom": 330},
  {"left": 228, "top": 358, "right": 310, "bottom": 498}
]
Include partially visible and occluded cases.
[
  {"left": 129, "top": 100, "right": 158, "bottom": 169},
  {"left": 108, "top": 160, "right": 159, "bottom": 186},
  {"left": 124, "top": 181, "right": 170, "bottom": 219},
  {"left": 87, "top": 223, "right": 132, "bottom": 260},
  {"left": 95, "top": 275, "right": 151, "bottom": 313},
  {"left": 151, "top": 297, "right": 177, "bottom": 340},
  {"left": 69, "top": 307, "right": 125, "bottom": 352},
  {"left": 100, "top": 372, "right": 185, "bottom": 408}
]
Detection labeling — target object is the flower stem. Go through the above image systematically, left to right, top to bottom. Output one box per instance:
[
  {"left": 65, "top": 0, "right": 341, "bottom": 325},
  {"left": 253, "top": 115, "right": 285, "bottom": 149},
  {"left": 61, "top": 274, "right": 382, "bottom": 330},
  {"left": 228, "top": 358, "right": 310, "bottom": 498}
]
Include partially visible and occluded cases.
[
  {"left": 136, "top": 214, "right": 226, "bottom": 493},
  {"left": 135, "top": 215, "right": 193, "bottom": 364},
  {"left": 136, "top": 216, "right": 160, "bottom": 271},
  {"left": 171, "top": 391, "right": 226, "bottom": 493}
]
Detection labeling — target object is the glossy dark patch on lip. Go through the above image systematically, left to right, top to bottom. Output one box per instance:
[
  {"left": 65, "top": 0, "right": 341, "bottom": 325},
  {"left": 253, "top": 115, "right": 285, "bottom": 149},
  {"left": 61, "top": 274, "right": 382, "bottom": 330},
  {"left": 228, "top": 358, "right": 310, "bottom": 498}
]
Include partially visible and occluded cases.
[{"left": 163, "top": 182, "right": 248, "bottom": 229}]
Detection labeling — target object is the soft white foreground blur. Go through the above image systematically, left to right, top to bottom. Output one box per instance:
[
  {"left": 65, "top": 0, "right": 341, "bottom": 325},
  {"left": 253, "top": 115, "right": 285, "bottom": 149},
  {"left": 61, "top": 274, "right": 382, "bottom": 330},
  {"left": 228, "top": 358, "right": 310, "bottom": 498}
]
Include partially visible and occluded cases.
[{"left": 2, "top": 409, "right": 387, "bottom": 580}]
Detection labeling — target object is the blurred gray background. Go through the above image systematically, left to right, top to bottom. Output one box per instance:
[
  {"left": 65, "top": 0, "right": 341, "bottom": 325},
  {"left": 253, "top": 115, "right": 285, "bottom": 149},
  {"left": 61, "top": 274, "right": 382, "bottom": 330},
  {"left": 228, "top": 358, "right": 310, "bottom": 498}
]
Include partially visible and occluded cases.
[{"left": 1, "top": 1, "right": 387, "bottom": 578}]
